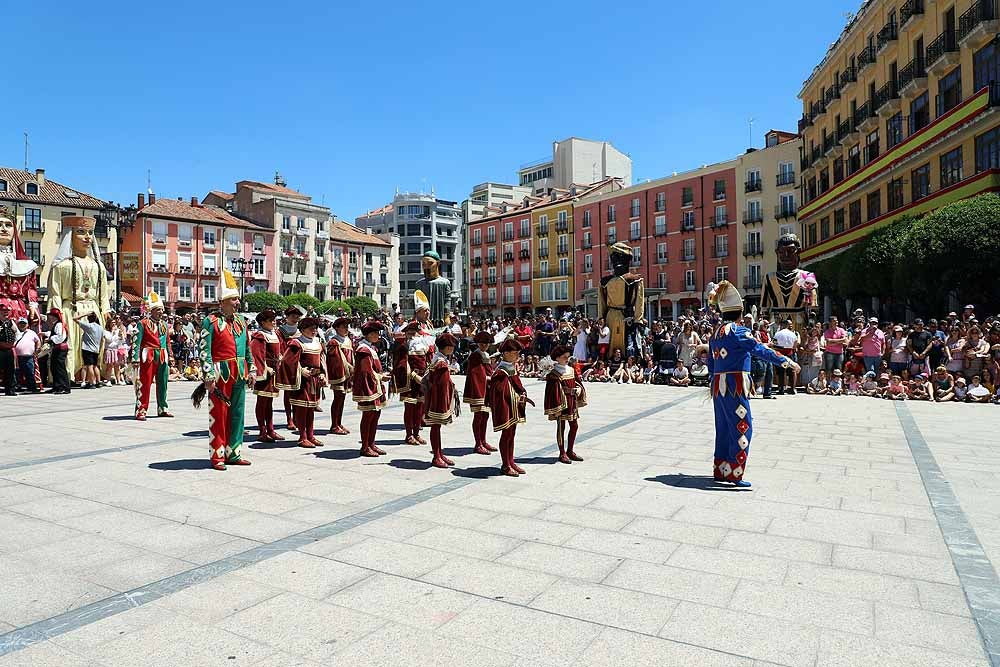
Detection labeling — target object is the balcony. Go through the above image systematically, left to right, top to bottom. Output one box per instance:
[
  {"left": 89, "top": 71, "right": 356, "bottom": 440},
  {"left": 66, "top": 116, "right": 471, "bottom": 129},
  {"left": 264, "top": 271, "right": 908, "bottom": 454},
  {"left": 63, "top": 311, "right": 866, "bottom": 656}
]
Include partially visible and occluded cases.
[
  {"left": 900, "top": 0, "right": 924, "bottom": 27},
  {"left": 959, "top": 0, "right": 1000, "bottom": 49},
  {"left": 876, "top": 22, "right": 898, "bottom": 52},
  {"left": 926, "top": 30, "right": 959, "bottom": 75},
  {"left": 856, "top": 45, "right": 876, "bottom": 72},
  {"left": 898, "top": 56, "right": 927, "bottom": 97},
  {"left": 839, "top": 65, "right": 857, "bottom": 91},
  {"left": 874, "top": 81, "right": 901, "bottom": 117},
  {"left": 824, "top": 84, "right": 841, "bottom": 106},
  {"left": 810, "top": 100, "right": 826, "bottom": 121},
  {"left": 855, "top": 101, "right": 878, "bottom": 133},
  {"left": 797, "top": 115, "right": 812, "bottom": 132},
  {"left": 836, "top": 119, "right": 854, "bottom": 145},
  {"left": 823, "top": 134, "right": 838, "bottom": 156},
  {"left": 810, "top": 144, "right": 822, "bottom": 165},
  {"left": 776, "top": 171, "right": 796, "bottom": 187},
  {"left": 744, "top": 179, "right": 763, "bottom": 193},
  {"left": 713, "top": 190, "right": 726, "bottom": 202},
  {"left": 654, "top": 200, "right": 665, "bottom": 213},
  {"left": 775, "top": 204, "right": 798, "bottom": 219},
  {"left": 629, "top": 208, "right": 640, "bottom": 219},
  {"left": 742, "top": 210, "right": 763, "bottom": 225},
  {"left": 710, "top": 213, "right": 728, "bottom": 228},
  {"left": 681, "top": 221, "right": 696, "bottom": 232},
  {"left": 556, "top": 222, "right": 569, "bottom": 232},
  {"left": 654, "top": 224, "right": 668, "bottom": 236},
  {"left": 295, "top": 227, "right": 309, "bottom": 237},
  {"left": 518, "top": 227, "right": 530, "bottom": 238},
  {"left": 535, "top": 227, "right": 548, "bottom": 237},
  {"left": 316, "top": 230, "right": 329, "bottom": 240},
  {"left": 503, "top": 231, "right": 514, "bottom": 241},
  {"left": 628, "top": 231, "right": 641, "bottom": 241},
  {"left": 470, "top": 235, "right": 481, "bottom": 246},
  {"left": 485, "top": 235, "right": 496, "bottom": 244},
  {"left": 582, "top": 240, "right": 593, "bottom": 249},
  {"left": 743, "top": 243, "right": 764, "bottom": 257},
  {"left": 557, "top": 245, "right": 570, "bottom": 255},
  {"left": 712, "top": 247, "right": 730, "bottom": 259},
  {"left": 537, "top": 249, "right": 549, "bottom": 258},
  {"left": 519, "top": 250, "right": 531, "bottom": 259},
  {"left": 681, "top": 251, "right": 696, "bottom": 262},
  {"left": 503, "top": 252, "right": 514, "bottom": 262},
  {"left": 655, "top": 253, "right": 669, "bottom": 265},
  {"left": 486, "top": 256, "right": 497, "bottom": 266},
  {"left": 472, "top": 257, "right": 483, "bottom": 267},
  {"left": 379, "top": 262, "right": 389, "bottom": 272},
  {"left": 202, "top": 267, "right": 219, "bottom": 277},
  {"left": 519, "top": 271, "right": 531, "bottom": 281},
  {"left": 281, "top": 272, "right": 296, "bottom": 283},
  {"left": 503, "top": 273, "right": 516, "bottom": 283},
  {"left": 296, "top": 274, "right": 310, "bottom": 285},
  {"left": 315, "top": 276, "right": 329, "bottom": 286},
  {"left": 486, "top": 276, "right": 497, "bottom": 285},
  {"left": 743, "top": 277, "right": 763, "bottom": 291},
  {"left": 471, "top": 278, "right": 483, "bottom": 287},
  {"left": 683, "top": 282, "right": 697, "bottom": 292},
  {"left": 519, "top": 294, "right": 532, "bottom": 304},
  {"left": 503, "top": 296, "right": 515, "bottom": 305},
  {"left": 486, "top": 298, "right": 497, "bottom": 307}
]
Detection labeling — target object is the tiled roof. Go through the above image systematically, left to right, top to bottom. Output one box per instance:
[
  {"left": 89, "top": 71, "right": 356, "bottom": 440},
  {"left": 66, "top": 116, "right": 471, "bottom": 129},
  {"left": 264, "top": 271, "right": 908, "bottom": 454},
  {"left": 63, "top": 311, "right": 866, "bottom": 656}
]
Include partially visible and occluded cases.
[
  {"left": 0, "top": 167, "right": 105, "bottom": 208},
  {"left": 472, "top": 178, "right": 622, "bottom": 225},
  {"left": 237, "top": 180, "right": 309, "bottom": 199},
  {"left": 206, "top": 190, "right": 234, "bottom": 201},
  {"left": 138, "top": 198, "right": 264, "bottom": 230},
  {"left": 357, "top": 203, "right": 393, "bottom": 219},
  {"left": 329, "top": 219, "right": 391, "bottom": 247}
]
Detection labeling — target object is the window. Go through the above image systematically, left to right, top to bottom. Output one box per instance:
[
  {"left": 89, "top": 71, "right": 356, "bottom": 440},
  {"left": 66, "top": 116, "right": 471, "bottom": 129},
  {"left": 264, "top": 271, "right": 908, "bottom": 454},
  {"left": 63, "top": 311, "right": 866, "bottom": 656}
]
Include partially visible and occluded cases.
[
  {"left": 974, "top": 40, "right": 999, "bottom": 92},
  {"left": 937, "top": 66, "right": 962, "bottom": 117},
  {"left": 910, "top": 92, "right": 930, "bottom": 134},
  {"left": 887, "top": 113, "right": 904, "bottom": 149},
  {"left": 975, "top": 126, "right": 1000, "bottom": 172},
  {"left": 865, "top": 130, "right": 880, "bottom": 164},
  {"left": 848, "top": 144, "right": 861, "bottom": 174},
  {"left": 940, "top": 147, "right": 963, "bottom": 187},
  {"left": 833, "top": 157, "right": 844, "bottom": 184},
  {"left": 778, "top": 161, "right": 795, "bottom": 184},
  {"left": 912, "top": 163, "right": 931, "bottom": 200},
  {"left": 819, "top": 168, "right": 830, "bottom": 193},
  {"left": 746, "top": 169, "right": 761, "bottom": 189},
  {"left": 888, "top": 178, "right": 905, "bottom": 211},
  {"left": 713, "top": 179, "right": 726, "bottom": 200},
  {"left": 0, "top": 180, "right": 6, "bottom": 192},
  {"left": 25, "top": 183, "right": 38, "bottom": 195},
  {"left": 682, "top": 187, "right": 694, "bottom": 207},
  {"left": 866, "top": 190, "right": 881, "bottom": 220},
  {"left": 655, "top": 192, "right": 666, "bottom": 212},
  {"left": 780, "top": 193, "right": 795, "bottom": 215},
  {"left": 630, "top": 198, "right": 640, "bottom": 218},
  {"left": 849, "top": 199, "right": 862, "bottom": 228},
  {"left": 748, "top": 200, "right": 761, "bottom": 220},
  {"left": 714, "top": 204, "right": 727, "bottom": 225},
  {"left": 607, "top": 205, "right": 616, "bottom": 222},
  {"left": 23, "top": 208, "right": 42, "bottom": 231},
  {"left": 834, "top": 208, "right": 845, "bottom": 235},
  {"left": 558, "top": 210, "right": 568, "bottom": 225},
  {"left": 582, "top": 210, "right": 591, "bottom": 227},
  {"left": 682, "top": 211, "right": 695, "bottom": 229},
  {"left": 282, "top": 215, "right": 290, "bottom": 231},
  {"left": 654, "top": 215, "right": 666, "bottom": 235},
  {"left": 296, "top": 216, "right": 306, "bottom": 230},
  {"left": 820, "top": 217, "right": 830, "bottom": 240},
  {"left": 519, "top": 218, "right": 530, "bottom": 237},
  {"left": 630, "top": 220, "right": 640, "bottom": 240},
  {"left": 152, "top": 221, "right": 167, "bottom": 242},
  {"left": 504, "top": 222, "right": 513, "bottom": 239},
  {"left": 779, "top": 224, "right": 795, "bottom": 237},
  {"left": 808, "top": 224, "right": 817, "bottom": 246},
  {"left": 486, "top": 226, "right": 496, "bottom": 242},
  {"left": 607, "top": 227, "right": 616, "bottom": 243},
  {"left": 472, "top": 228, "right": 481, "bottom": 245},
  {"left": 203, "top": 230, "right": 216, "bottom": 247},
  {"left": 582, "top": 231, "right": 592, "bottom": 248},
  {"left": 746, "top": 231, "right": 761, "bottom": 254},
  {"left": 252, "top": 234, "right": 265, "bottom": 253},
  {"left": 557, "top": 234, "right": 568, "bottom": 254},
  {"left": 714, "top": 235, "right": 728, "bottom": 257},
  {"left": 538, "top": 238, "right": 548, "bottom": 256},
  {"left": 683, "top": 238, "right": 695, "bottom": 261},
  {"left": 24, "top": 240, "right": 40, "bottom": 264},
  {"left": 657, "top": 242, "right": 668, "bottom": 263},
  {"left": 630, "top": 247, "right": 641, "bottom": 267},
  {"left": 152, "top": 250, "right": 167, "bottom": 268},
  {"left": 365, "top": 252, "right": 372, "bottom": 265},
  {"left": 178, "top": 253, "right": 192, "bottom": 271},
  {"left": 203, "top": 254, "right": 217, "bottom": 272},
  {"left": 584, "top": 254, "right": 593, "bottom": 272},
  {"left": 253, "top": 257, "right": 265, "bottom": 276},
  {"left": 559, "top": 257, "right": 569, "bottom": 275},
  {"left": 539, "top": 260, "right": 548, "bottom": 278},
  {"left": 748, "top": 264, "right": 762, "bottom": 287},
  {"left": 715, "top": 266, "right": 729, "bottom": 283},
  {"left": 684, "top": 269, "right": 696, "bottom": 290},
  {"left": 152, "top": 279, "right": 167, "bottom": 298},
  {"left": 178, "top": 281, "right": 192, "bottom": 301},
  {"left": 203, "top": 283, "right": 217, "bottom": 301},
  {"left": 520, "top": 285, "right": 530, "bottom": 302},
  {"left": 504, "top": 286, "right": 514, "bottom": 304}
]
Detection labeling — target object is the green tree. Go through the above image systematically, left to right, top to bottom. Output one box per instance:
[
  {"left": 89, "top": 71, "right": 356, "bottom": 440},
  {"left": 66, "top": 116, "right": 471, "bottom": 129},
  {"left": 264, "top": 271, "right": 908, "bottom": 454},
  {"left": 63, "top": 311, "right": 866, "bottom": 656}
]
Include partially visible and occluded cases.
[
  {"left": 243, "top": 291, "right": 286, "bottom": 313},
  {"left": 285, "top": 293, "right": 321, "bottom": 313},
  {"left": 345, "top": 296, "right": 379, "bottom": 317},
  {"left": 316, "top": 300, "right": 350, "bottom": 315}
]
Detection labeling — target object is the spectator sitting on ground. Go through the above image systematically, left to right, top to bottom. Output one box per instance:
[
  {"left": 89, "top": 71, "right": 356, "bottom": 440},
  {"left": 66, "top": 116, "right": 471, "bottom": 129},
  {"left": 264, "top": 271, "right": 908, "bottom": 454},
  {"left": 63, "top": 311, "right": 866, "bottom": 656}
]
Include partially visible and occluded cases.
[
  {"left": 626, "top": 355, "right": 646, "bottom": 384},
  {"left": 668, "top": 359, "right": 690, "bottom": 387},
  {"left": 583, "top": 360, "right": 609, "bottom": 382},
  {"left": 932, "top": 366, "right": 955, "bottom": 402},
  {"left": 828, "top": 368, "right": 844, "bottom": 395},
  {"left": 807, "top": 369, "right": 831, "bottom": 395},
  {"left": 859, "top": 371, "right": 881, "bottom": 397},
  {"left": 845, "top": 372, "right": 860, "bottom": 396},
  {"left": 910, "top": 374, "right": 932, "bottom": 401},
  {"left": 886, "top": 375, "right": 909, "bottom": 400},
  {"left": 967, "top": 375, "right": 992, "bottom": 403},
  {"left": 954, "top": 377, "right": 968, "bottom": 401}
]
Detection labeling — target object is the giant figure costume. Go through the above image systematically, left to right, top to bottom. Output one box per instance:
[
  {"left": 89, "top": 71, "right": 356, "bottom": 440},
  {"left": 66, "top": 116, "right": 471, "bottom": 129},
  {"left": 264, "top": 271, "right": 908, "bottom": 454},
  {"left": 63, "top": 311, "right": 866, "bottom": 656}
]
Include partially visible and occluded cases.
[
  {"left": 0, "top": 207, "right": 39, "bottom": 322},
  {"left": 47, "top": 216, "right": 111, "bottom": 379},
  {"left": 760, "top": 233, "right": 817, "bottom": 333},
  {"left": 599, "top": 242, "right": 645, "bottom": 359},
  {"left": 414, "top": 250, "right": 451, "bottom": 324},
  {"left": 198, "top": 270, "right": 254, "bottom": 470},
  {"left": 708, "top": 281, "right": 794, "bottom": 486},
  {"left": 132, "top": 291, "right": 172, "bottom": 420}
]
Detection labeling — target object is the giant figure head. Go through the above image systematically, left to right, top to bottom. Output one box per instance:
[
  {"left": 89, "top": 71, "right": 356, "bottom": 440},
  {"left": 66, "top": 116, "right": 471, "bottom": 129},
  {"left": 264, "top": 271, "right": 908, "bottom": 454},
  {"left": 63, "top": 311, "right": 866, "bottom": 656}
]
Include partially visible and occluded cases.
[
  {"left": 775, "top": 233, "right": 802, "bottom": 272},
  {"left": 608, "top": 242, "right": 634, "bottom": 276},
  {"left": 421, "top": 250, "right": 441, "bottom": 280}
]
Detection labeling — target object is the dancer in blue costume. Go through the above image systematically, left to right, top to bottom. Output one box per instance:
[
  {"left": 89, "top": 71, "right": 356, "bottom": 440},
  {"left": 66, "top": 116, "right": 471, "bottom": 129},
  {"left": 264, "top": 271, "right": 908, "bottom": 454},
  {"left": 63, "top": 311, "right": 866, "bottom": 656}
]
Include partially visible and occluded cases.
[{"left": 707, "top": 281, "right": 799, "bottom": 487}]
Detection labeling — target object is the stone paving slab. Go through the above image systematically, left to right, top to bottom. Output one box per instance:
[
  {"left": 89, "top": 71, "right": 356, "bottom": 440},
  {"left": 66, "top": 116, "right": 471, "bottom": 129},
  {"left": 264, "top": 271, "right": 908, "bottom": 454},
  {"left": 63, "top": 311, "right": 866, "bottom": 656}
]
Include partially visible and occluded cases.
[{"left": 0, "top": 381, "right": 997, "bottom": 666}]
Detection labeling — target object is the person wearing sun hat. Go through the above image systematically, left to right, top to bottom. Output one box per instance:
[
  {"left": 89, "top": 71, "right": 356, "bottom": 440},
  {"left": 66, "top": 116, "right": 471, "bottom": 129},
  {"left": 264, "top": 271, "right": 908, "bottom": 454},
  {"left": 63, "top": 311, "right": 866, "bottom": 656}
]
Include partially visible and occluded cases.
[
  {"left": 198, "top": 269, "right": 255, "bottom": 470},
  {"left": 707, "top": 281, "right": 799, "bottom": 488},
  {"left": 131, "top": 291, "right": 173, "bottom": 420},
  {"left": 325, "top": 316, "right": 355, "bottom": 436},
  {"left": 353, "top": 319, "right": 390, "bottom": 457},
  {"left": 464, "top": 330, "right": 496, "bottom": 455},
  {"left": 488, "top": 337, "right": 535, "bottom": 476},
  {"left": 544, "top": 344, "right": 587, "bottom": 464}
]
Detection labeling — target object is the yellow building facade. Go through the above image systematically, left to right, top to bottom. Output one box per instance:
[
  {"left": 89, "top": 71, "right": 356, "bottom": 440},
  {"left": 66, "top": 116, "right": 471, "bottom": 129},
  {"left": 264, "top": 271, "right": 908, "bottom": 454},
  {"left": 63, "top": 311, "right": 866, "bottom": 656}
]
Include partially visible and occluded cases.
[
  {"left": 797, "top": 0, "right": 1000, "bottom": 264},
  {"left": 531, "top": 197, "right": 574, "bottom": 312}
]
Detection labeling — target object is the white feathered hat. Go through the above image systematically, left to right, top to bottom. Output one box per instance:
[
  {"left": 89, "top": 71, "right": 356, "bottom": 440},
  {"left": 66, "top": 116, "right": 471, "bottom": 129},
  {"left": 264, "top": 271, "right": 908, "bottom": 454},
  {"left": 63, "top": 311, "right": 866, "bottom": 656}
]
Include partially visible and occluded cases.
[
  {"left": 219, "top": 269, "right": 240, "bottom": 302},
  {"left": 709, "top": 280, "right": 744, "bottom": 313},
  {"left": 413, "top": 289, "right": 430, "bottom": 314},
  {"left": 145, "top": 291, "right": 165, "bottom": 311}
]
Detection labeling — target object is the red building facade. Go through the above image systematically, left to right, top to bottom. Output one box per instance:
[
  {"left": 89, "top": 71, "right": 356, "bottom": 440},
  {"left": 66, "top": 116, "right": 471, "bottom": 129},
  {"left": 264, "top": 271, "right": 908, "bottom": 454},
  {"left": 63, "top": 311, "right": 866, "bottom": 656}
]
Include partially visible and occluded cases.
[
  {"left": 574, "top": 161, "right": 738, "bottom": 319},
  {"left": 467, "top": 203, "right": 536, "bottom": 317}
]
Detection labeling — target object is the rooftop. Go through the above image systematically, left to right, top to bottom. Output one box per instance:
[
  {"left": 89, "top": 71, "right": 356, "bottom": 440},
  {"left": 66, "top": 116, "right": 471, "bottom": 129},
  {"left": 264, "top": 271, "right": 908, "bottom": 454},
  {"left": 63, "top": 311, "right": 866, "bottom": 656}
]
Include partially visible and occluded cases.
[
  {"left": 0, "top": 167, "right": 105, "bottom": 209},
  {"left": 236, "top": 180, "right": 310, "bottom": 200},
  {"left": 138, "top": 197, "right": 264, "bottom": 230},
  {"left": 329, "top": 219, "right": 391, "bottom": 247}
]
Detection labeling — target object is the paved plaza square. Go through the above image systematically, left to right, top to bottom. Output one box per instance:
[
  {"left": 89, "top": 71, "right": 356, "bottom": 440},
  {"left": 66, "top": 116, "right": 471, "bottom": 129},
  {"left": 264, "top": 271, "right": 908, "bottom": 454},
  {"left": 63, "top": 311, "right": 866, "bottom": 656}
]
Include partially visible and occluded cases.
[{"left": 0, "top": 381, "right": 997, "bottom": 666}]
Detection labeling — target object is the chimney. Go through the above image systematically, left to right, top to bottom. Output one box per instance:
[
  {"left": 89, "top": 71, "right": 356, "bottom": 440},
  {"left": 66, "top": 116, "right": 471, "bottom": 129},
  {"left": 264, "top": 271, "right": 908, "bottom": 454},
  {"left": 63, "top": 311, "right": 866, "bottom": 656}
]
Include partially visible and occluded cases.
[
  {"left": 35, "top": 168, "right": 45, "bottom": 185},
  {"left": 149, "top": 192, "right": 156, "bottom": 205},
  {"left": 137, "top": 193, "right": 145, "bottom": 209},
  {"left": 191, "top": 196, "right": 198, "bottom": 207}
]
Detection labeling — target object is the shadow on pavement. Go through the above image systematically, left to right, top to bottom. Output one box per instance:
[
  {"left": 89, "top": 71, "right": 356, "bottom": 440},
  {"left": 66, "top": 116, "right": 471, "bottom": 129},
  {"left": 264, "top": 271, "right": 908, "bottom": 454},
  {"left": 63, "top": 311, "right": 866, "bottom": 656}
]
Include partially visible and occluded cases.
[
  {"left": 102, "top": 415, "right": 137, "bottom": 421},
  {"left": 376, "top": 423, "right": 405, "bottom": 431},
  {"left": 313, "top": 448, "right": 363, "bottom": 460},
  {"left": 387, "top": 458, "right": 434, "bottom": 471},
  {"left": 148, "top": 459, "right": 214, "bottom": 471},
  {"left": 451, "top": 466, "right": 503, "bottom": 479},
  {"left": 644, "top": 474, "right": 752, "bottom": 491}
]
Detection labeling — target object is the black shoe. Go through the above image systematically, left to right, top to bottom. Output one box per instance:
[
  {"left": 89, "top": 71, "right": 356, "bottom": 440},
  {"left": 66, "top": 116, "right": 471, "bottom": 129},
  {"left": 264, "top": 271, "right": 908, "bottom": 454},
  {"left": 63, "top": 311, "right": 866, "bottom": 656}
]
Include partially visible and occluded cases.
[
  {"left": 787, "top": 387, "right": 797, "bottom": 395},
  {"left": 5, "top": 392, "right": 16, "bottom": 397}
]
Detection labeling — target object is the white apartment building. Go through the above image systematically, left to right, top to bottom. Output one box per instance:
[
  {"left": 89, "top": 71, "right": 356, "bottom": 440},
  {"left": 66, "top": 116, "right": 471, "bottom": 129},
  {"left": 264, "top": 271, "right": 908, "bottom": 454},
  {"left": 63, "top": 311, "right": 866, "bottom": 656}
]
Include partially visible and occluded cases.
[{"left": 518, "top": 137, "right": 632, "bottom": 195}]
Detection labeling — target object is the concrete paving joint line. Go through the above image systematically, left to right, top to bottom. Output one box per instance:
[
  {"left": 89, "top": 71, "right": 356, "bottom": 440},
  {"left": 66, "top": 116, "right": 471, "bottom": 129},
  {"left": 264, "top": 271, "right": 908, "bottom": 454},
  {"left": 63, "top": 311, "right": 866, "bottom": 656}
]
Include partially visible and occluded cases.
[
  {"left": 0, "top": 391, "right": 700, "bottom": 657},
  {"left": 895, "top": 402, "right": 1000, "bottom": 667}
]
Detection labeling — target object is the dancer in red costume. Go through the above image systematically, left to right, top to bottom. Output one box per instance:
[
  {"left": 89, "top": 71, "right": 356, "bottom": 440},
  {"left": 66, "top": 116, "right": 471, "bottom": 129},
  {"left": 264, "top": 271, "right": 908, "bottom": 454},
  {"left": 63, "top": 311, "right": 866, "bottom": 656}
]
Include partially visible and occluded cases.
[
  {"left": 277, "top": 305, "right": 304, "bottom": 431},
  {"left": 249, "top": 309, "right": 284, "bottom": 443},
  {"left": 325, "top": 316, "right": 354, "bottom": 436},
  {"left": 276, "top": 317, "right": 326, "bottom": 448},
  {"left": 353, "top": 320, "right": 389, "bottom": 457},
  {"left": 391, "top": 320, "right": 430, "bottom": 446},
  {"left": 464, "top": 331, "right": 495, "bottom": 455},
  {"left": 423, "top": 332, "right": 460, "bottom": 468},
  {"left": 488, "top": 338, "right": 534, "bottom": 477},
  {"left": 544, "top": 345, "right": 588, "bottom": 464}
]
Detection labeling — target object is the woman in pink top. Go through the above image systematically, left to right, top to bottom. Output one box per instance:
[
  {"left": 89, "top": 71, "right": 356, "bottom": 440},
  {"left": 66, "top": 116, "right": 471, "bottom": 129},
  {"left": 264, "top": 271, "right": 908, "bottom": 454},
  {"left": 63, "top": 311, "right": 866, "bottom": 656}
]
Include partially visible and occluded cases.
[{"left": 822, "top": 316, "right": 848, "bottom": 375}]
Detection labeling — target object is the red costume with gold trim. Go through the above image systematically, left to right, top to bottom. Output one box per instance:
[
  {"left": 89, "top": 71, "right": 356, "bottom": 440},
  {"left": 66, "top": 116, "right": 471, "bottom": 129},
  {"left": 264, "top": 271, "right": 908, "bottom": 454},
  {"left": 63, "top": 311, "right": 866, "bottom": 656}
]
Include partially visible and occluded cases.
[
  {"left": 249, "top": 328, "right": 282, "bottom": 441},
  {"left": 326, "top": 331, "right": 354, "bottom": 434},
  {"left": 276, "top": 336, "right": 326, "bottom": 446},
  {"left": 353, "top": 336, "right": 388, "bottom": 457},
  {"left": 465, "top": 345, "right": 495, "bottom": 455},
  {"left": 488, "top": 359, "right": 529, "bottom": 475},
  {"left": 544, "top": 365, "right": 587, "bottom": 421}
]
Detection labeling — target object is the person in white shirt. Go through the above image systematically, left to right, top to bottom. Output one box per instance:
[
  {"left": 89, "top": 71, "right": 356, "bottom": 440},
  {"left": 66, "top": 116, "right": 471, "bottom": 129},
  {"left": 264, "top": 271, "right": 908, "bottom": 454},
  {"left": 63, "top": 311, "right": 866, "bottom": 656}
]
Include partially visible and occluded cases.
[
  {"left": 47, "top": 309, "right": 71, "bottom": 394},
  {"left": 772, "top": 319, "right": 800, "bottom": 394},
  {"left": 668, "top": 359, "right": 690, "bottom": 386}
]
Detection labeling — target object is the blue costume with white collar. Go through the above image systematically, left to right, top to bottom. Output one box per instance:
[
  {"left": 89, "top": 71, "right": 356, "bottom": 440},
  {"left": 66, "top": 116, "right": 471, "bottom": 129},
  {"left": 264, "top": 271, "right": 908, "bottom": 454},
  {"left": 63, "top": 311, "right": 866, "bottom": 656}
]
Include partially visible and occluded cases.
[{"left": 708, "top": 322, "right": 791, "bottom": 483}]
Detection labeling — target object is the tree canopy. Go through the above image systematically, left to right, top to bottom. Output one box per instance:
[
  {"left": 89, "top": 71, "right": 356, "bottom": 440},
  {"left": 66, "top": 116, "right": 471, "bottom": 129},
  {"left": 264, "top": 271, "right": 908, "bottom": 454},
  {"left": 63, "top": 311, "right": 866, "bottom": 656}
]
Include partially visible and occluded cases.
[{"left": 242, "top": 291, "right": 285, "bottom": 313}]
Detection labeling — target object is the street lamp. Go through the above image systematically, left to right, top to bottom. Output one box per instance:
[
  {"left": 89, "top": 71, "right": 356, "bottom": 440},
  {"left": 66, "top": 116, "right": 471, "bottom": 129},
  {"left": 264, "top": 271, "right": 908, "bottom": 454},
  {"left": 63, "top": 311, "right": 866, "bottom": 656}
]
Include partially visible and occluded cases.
[
  {"left": 97, "top": 202, "right": 138, "bottom": 312},
  {"left": 230, "top": 257, "right": 252, "bottom": 296}
]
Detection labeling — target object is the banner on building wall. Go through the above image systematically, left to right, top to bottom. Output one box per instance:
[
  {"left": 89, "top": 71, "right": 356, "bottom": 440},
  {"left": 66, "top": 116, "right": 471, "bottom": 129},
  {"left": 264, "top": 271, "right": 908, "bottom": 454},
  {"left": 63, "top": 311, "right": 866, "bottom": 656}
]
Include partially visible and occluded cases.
[
  {"left": 101, "top": 251, "right": 116, "bottom": 279},
  {"left": 121, "top": 252, "right": 140, "bottom": 281}
]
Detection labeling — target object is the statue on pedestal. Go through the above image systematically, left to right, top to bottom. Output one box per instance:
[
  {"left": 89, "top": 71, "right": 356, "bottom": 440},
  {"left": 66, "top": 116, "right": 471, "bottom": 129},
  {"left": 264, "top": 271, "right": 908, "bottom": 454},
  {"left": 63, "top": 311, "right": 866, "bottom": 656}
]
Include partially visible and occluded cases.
[
  {"left": 47, "top": 216, "right": 110, "bottom": 380},
  {"left": 760, "top": 233, "right": 818, "bottom": 333},
  {"left": 599, "top": 242, "right": 645, "bottom": 359},
  {"left": 415, "top": 250, "right": 451, "bottom": 325}
]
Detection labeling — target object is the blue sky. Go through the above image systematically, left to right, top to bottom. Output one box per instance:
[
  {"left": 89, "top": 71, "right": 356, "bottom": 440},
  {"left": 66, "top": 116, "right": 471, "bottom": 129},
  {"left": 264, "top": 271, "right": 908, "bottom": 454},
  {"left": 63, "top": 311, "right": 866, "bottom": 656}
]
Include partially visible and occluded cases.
[{"left": 3, "top": 0, "right": 858, "bottom": 221}]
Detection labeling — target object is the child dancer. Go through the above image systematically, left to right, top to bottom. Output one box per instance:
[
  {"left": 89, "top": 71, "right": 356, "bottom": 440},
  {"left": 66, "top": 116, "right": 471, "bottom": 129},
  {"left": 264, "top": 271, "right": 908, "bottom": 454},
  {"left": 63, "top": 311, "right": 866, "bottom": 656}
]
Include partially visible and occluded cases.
[
  {"left": 249, "top": 309, "right": 283, "bottom": 442},
  {"left": 326, "top": 316, "right": 354, "bottom": 435},
  {"left": 276, "top": 317, "right": 326, "bottom": 448},
  {"left": 353, "top": 320, "right": 389, "bottom": 457},
  {"left": 391, "top": 321, "right": 428, "bottom": 445},
  {"left": 464, "top": 331, "right": 495, "bottom": 455},
  {"left": 423, "top": 332, "right": 460, "bottom": 468},
  {"left": 488, "top": 338, "right": 534, "bottom": 477},
  {"left": 544, "top": 344, "right": 587, "bottom": 464}
]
